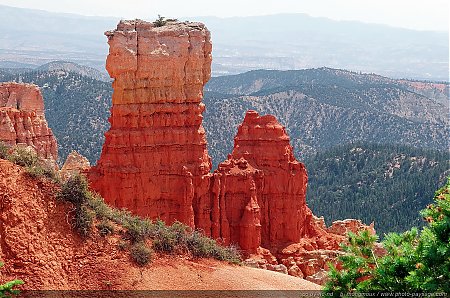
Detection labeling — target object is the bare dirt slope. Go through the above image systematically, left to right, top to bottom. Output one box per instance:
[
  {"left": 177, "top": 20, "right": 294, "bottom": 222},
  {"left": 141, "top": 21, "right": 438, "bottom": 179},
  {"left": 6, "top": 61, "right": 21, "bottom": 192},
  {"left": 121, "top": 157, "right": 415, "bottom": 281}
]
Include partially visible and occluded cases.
[{"left": 0, "top": 159, "right": 320, "bottom": 290}]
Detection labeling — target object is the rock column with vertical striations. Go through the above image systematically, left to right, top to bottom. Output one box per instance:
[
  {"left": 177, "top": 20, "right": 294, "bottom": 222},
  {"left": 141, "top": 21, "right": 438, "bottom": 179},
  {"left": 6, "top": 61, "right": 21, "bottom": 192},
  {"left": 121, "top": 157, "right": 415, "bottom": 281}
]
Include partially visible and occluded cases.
[
  {"left": 88, "top": 20, "right": 212, "bottom": 228},
  {"left": 0, "top": 82, "right": 58, "bottom": 161},
  {"left": 227, "top": 110, "right": 319, "bottom": 249},
  {"left": 210, "top": 157, "right": 264, "bottom": 252}
]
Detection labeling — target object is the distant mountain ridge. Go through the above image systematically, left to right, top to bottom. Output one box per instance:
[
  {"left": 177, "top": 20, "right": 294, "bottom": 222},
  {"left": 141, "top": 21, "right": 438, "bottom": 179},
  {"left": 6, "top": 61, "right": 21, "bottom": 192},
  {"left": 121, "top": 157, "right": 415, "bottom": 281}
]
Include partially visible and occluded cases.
[
  {"left": 0, "top": 5, "right": 448, "bottom": 80},
  {"left": 0, "top": 60, "right": 110, "bottom": 81},
  {"left": 36, "top": 61, "right": 110, "bottom": 82},
  {"left": 0, "top": 65, "right": 447, "bottom": 167},
  {"left": 203, "top": 68, "right": 449, "bottom": 167}
]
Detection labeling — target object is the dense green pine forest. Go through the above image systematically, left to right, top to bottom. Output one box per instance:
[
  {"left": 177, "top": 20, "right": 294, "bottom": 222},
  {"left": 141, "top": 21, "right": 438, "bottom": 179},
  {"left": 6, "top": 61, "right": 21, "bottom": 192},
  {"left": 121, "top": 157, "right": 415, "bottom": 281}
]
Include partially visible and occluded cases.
[{"left": 306, "top": 142, "right": 449, "bottom": 235}]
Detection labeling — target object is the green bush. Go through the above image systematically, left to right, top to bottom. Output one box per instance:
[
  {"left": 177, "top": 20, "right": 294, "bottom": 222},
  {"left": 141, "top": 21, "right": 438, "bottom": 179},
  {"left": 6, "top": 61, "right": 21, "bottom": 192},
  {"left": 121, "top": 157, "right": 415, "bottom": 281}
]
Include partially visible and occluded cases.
[
  {"left": 153, "top": 15, "right": 167, "bottom": 27},
  {"left": 153, "top": 15, "right": 178, "bottom": 27},
  {"left": 0, "top": 142, "right": 8, "bottom": 159},
  {"left": 8, "top": 147, "right": 38, "bottom": 167},
  {"left": 25, "top": 163, "right": 58, "bottom": 181},
  {"left": 57, "top": 174, "right": 91, "bottom": 206},
  {"left": 57, "top": 174, "right": 93, "bottom": 237},
  {"left": 56, "top": 175, "right": 242, "bottom": 265},
  {"left": 324, "top": 177, "right": 450, "bottom": 294},
  {"left": 87, "top": 195, "right": 113, "bottom": 220},
  {"left": 75, "top": 204, "right": 95, "bottom": 237},
  {"left": 110, "top": 209, "right": 134, "bottom": 225},
  {"left": 123, "top": 217, "right": 153, "bottom": 243},
  {"left": 97, "top": 220, "right": 115, "bottom": 237},
  {"left": 151, "top": 220, "right": 187, "bottom": 253},
  {"left": 149, "top": 221, "right": 241, "bottom": 263},
  {"left": 185, "top": 231, "right": 241, "bottom": 263},
  {"left": 130, "top": 242, "right": 153, "bottom": 266},
  {"left": 0, "top": 262, "right": 23, "bottom": 297}
]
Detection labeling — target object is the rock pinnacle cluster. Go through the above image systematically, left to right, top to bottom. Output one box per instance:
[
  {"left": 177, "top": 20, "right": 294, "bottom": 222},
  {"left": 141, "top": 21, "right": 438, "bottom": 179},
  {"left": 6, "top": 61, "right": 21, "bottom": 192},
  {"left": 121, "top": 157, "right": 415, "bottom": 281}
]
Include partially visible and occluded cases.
[{"left": 87, "top": 19, "right": 374, "bottom": 282}]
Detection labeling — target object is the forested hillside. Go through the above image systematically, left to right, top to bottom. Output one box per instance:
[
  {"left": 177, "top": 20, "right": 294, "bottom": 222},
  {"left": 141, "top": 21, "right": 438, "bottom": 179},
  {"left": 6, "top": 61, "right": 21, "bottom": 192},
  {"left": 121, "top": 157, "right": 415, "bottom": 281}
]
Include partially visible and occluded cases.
[{"left": 305, "top": 143, "right": 449, "bottom": 235}]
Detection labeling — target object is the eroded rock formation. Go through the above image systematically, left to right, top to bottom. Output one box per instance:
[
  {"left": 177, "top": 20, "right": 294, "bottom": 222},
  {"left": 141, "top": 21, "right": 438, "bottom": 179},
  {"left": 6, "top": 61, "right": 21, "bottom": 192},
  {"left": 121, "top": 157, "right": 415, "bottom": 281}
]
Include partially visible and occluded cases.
[
  {"left": 89, "top": 19, "right": 376, "bottom": 284},
  {"left": 88, "top": 20, "right": 212, "bottom": 227},
  {"left": 0, "top": 82, "right": 58, "bottom": 161},
  {"left": 209, "top": 110, "right": 330, "bottom": 254},
  {"left": 227, "top": 111, "right": 319, "bottom": 248},
  {"left": 60, "top": 150, "right": 91, "bottom": 181},
  {"left": 211, "top": 157, "right": 264, "bottom": 252},
  {"left": 0, "top": 159, "right": 322, "bottom": 290},
  {"left": 327, "top": 219, "right": 375, "bottom": 236}
]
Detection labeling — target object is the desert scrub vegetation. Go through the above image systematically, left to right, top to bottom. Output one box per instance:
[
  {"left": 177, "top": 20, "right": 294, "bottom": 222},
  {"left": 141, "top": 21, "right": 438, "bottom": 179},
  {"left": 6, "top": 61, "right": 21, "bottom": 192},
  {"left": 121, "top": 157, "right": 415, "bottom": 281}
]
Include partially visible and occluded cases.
[
  {"left": 153, "top": 15, "right": 178, "bottom": 27},
  {"left": 0, "top": 142, "right": 58, "bottom": 182},
  {"left": 0, "top": 142, "right": 8, "bottom": 159},
  {"left": 57, "top": 174, "right": 242, "bottom": 266},
  {"left": 57, "top": 174, "right": 95, "bottom": 237},
  {"left": 97, "top": 220, "right": 115, "bottom": 237},
  {"left": 130, "top": 242, "right": 153, "bottom": 266}
]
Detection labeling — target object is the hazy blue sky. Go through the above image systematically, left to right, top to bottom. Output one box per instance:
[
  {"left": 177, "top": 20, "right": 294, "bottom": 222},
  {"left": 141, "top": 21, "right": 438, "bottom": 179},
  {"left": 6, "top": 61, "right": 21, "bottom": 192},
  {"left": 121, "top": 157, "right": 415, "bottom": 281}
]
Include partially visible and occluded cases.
[{"left": 0, "top": 0, "right": 448, "bottom": 31}]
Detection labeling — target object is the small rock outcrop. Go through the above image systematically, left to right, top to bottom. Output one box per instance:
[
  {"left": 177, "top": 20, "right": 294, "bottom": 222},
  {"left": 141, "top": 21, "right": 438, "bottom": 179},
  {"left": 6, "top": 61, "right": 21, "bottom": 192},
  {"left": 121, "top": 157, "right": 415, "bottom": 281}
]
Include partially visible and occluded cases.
[
  {"left": 88, "top": 20, "right": 212, "bottom": 227},
  {"left": 0, "top": 83, "right": 58, "bottom": 161},
  {"left": 60, "top": 150, "right": 90, "bottom": 181},
  {"left": 327, "top": 219, "right": 376, "bottom": 236}
]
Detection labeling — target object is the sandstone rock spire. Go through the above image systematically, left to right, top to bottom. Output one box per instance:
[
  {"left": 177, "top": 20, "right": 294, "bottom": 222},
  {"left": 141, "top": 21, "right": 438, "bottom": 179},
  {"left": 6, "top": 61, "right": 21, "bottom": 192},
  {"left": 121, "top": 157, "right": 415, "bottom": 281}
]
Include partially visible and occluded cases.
[
  {"left": 89, "top": 19, "right": 212, "bottom": 227},
  {"left": 88, "top": 22, "right": 375, "bottom": 282},
  {"left": 214, "top": 110, "right": 318, "bottom": 250}
]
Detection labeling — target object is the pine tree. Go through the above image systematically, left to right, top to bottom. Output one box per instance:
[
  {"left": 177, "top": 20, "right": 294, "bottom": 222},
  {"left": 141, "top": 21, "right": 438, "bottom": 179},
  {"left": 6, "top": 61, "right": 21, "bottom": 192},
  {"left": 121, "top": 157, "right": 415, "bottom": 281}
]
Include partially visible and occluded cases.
[{"left": 324, "top": 177, "right": 450, "bottom": 294}]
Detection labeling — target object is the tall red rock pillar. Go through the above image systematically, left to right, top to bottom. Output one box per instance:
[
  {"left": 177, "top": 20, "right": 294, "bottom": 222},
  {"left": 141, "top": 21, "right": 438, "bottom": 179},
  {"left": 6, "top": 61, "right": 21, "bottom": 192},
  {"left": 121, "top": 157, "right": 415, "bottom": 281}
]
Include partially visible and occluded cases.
[{"left": 88, "top": 20, "right": 212, "bottom": 228}]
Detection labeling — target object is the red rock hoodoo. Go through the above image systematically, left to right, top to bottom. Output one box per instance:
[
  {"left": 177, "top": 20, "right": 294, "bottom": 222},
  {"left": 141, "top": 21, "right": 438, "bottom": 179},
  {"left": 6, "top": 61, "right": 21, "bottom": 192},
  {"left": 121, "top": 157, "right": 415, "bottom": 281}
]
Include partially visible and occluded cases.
[
  {"left": 88, "top": 20, "right": 212, "bottom": 228},
  {"left": 0, "top": 82, "right": 58, "bottom": 161},
  {"left": 211, "top": 111, "right": 321, "bottom": 252},
  {"left": 60, "top": 150, "right": 91, "bottom": 182}
]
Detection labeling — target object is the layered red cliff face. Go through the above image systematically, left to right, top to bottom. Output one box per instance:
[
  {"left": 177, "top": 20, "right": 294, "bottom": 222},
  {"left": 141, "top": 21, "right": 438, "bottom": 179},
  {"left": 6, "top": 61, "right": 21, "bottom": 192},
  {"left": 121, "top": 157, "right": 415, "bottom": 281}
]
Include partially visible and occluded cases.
[
  {"left": 88, "top": 20, "right": 212, "bottom": 228},
  {"left": 0, "top": 82, "right": 58, "bottom": 161}
]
